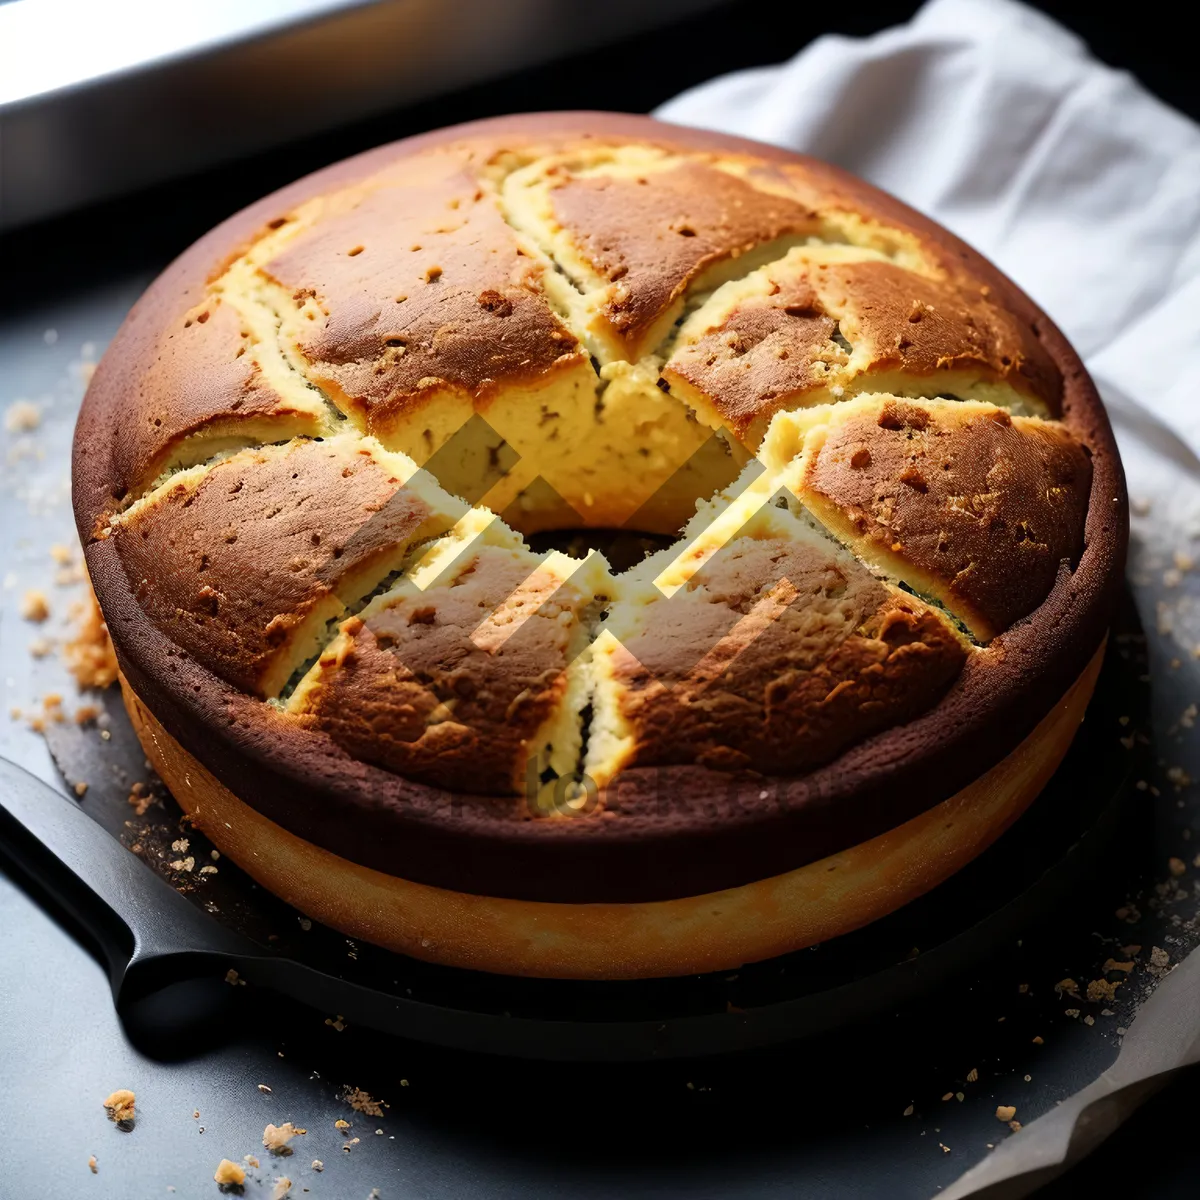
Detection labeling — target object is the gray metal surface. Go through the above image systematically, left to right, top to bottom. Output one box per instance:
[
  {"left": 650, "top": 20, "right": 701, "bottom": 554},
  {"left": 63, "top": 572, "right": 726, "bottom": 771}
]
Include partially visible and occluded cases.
[{"left": 0, "top": 0, "right": 718, "bottom": 230}]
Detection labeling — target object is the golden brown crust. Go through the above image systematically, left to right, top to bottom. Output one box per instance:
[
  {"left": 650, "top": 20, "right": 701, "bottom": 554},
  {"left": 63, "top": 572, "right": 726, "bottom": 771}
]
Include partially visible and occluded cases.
[
  {"left": 263, "top": 150, "right": 583, "bottom": 434},
  {"left": 548, "top": 161, "right": 821, "bottom": 356},
  {"left": 665, "top": 255, "right": 1061, "bottom": 444},
  {"left": 822, "top": 259, "right": 1060, "bottom": 406},
  {"left": 665, "top": 273, "right": 843, "bottom": 440},
  {"left": 109, "top": 297, "right": 327, "bottom": 502},
  {"left": 795, "top": 398, "right": 1092, "bottom": 640},
  {"left": 113, "top": 438, "right": 443, "bottom": 696},
  {"left": 603, "top": 535, "right": 966, "bottom": 775},
  {"left": 294, "top": 546, "right": 587, "bottom": 794},
  {"left": 123, "top": 641, "right": 1103, "bottom": 978}
]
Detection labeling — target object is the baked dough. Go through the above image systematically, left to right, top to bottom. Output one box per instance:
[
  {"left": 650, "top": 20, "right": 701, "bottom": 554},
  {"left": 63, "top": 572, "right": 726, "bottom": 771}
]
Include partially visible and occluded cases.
[{"left": 74, "top": 114, "right": 1125, "bottom": 976}]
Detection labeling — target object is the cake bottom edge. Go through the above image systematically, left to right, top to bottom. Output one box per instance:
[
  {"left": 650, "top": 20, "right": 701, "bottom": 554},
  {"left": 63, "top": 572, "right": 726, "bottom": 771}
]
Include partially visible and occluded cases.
[{"left": 119, "top": 643, "right": 1104, "bottom": 981}]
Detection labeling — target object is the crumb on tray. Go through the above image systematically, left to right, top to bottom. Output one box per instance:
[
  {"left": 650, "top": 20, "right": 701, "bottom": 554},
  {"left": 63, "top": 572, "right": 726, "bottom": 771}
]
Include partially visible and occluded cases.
[
  {"left": 4, "top": 399, "right": 41, "bottom": 432},
  {"left": 64, "top": 586, "right": 118, "bottom": 690},
  {"left": 20, "top": 589, "right": 50, "bottom": 622},
  {"left": 342, "top": 1086, "right": 385, "bottom": 1117},
  {"left": 103, "top": 1089, "right": 135, "bottom": 1127},
  {"left": 263, "top": 1122, "right": 304, "bottom": 1154},
  {"left": 214, "top": 1159, "right": 245, "bottom": 1186}
]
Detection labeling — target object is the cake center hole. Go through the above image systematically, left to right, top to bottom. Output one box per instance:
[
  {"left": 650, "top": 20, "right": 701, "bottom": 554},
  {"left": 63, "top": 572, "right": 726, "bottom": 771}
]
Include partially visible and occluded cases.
[{"left": 526, "top": 528, "right": 676, "bottom": 573}]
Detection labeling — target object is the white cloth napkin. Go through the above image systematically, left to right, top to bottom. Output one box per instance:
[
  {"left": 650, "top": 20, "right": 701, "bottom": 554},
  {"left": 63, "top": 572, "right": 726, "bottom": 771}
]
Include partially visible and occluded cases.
[{"left": 657, "top": 0, "right": 1200, "bottom": 457}]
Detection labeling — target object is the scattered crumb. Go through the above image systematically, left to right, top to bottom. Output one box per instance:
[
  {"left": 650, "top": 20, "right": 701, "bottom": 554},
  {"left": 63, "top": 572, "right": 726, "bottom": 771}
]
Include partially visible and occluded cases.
[
  {"left": 5, "top": 399, "right": 41, "bottom": 432},
  {"left": 50, "top": 544, "right": 73, "bottom": 565},
  {"left": 55, "top": 562, "right": 86, "bottom": 586},
  {"left": 63, "top": 587, "right": 118, "bottom": 690},
  {"left": 21, "top": 589, "right": 50, "bottom": 622},
  {"left": 29, "top": 636, "right": 53, "bottom": 659},
  {"left": 26, "top": 693, "right": 66, "bottom": 733},
  {"left": 74, "top": 703, "right": 100, "bottom": 725},
  {"left": 74, "top": 781, "right": 89, "bottom": 797},
  {"left": 127, "top": 782, "right": 153, "bottom": 816},
  {"left": 171, "top": 838, "right": 190, "bottom": 853},
  {"left": 169, "top": 856, "right": 195, "bottom": 872},
  {"left": 1169, "top": 857, "right": 1188, "bottom": 877},
  {"left": 1150, "top": 946, "right": 1171, "bottom": 970},
  {"left": 1103, "top": 958, "right": 1135, "bottom": 974},
  {"left": 225, "top": 969, "right": 245, "bottom": 987},
  {"left": 1053, "top": 978, "right": 1080, "bottom": 999},
  {"left": 1086, "top": 978, "right": 1121, "bottom": 1003},
  {"left": 325, "top": 1015, "right": 346, "bottom": 1032},
  {"left": 1032, "top": 1036, "right": 1044, "bottom": 1045},
  {"left": 965, "top": 1068, "right": 978, "bottom": 1083},
  {"left": 257, "top": 1084, "right": 272, "bottom": 1093},
  {"left": 342, "top": 1086, "right": 385, "bottom": 1117},
  {"left": 103, "top": 1089, "right": 135, "bottom": 1127},
  {"left": 941, "top": 1092, "right": 954, "bottom": 1102},
  {"left": 902, "top": 1104, "right": 914, "bottom": 1117},
  {"left": 995, "top": 1105, "right": 1017, "bottom": 1122},
  {"left": 334, "top": 1119, "right": 350, "bottom": 1131},
  {"left": 1009, "top": 1120, "right": 1023, "bottom": 1133},
  {"left": 263, "top": 1123, "right": 304, "bottom": 1154},
  {"left": 939, "top": 1143, "right": 950, "bottom": 1154},
  {"left": 88, "top": 1155, "right": 97, "bottom": 1174},
  {"left": 244, "top": 1155, "right": 260, "bottom": 1169},
  {"left": 213, "top": 1159, "right": 245, "bottom": 1186},
  {"left": 311, "top": 1160, "right": 324, "bottom": 1172},
  {"left": 271, "top": 1177, "right": 292, "bottom": 1199}
]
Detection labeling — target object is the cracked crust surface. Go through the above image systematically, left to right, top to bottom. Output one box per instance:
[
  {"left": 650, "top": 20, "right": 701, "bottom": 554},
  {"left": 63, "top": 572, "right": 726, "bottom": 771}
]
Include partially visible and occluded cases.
[
  {"left": 74, "top": 112, "right": 1125, "bottom": 906},
  {"left": 263, "top": 149, "right": 586, "bottom": 432},
  {"left": 664, "top": 247, "right": 1061, "bottom": 444},
  {"left": 780, "top": 397, "right": 1092, "bottom": 641},
  {"left": 112, "top": 436, "right": 462, "bottom": 697},
  {"left": 587, "top": 525, "right": 967, "bottom": 782},
  {"left": 291, "top": 543, "right": 607, "bottom": 795}
]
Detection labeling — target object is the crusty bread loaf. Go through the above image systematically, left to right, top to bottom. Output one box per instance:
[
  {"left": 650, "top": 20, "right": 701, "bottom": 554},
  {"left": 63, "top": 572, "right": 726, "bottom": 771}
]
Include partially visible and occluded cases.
[{"left": 74, "top": 114, "right": 1125, "bottom": 938}]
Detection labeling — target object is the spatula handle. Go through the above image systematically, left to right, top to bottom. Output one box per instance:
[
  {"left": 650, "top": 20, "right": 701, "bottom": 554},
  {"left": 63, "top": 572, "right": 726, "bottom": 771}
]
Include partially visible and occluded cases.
[{"left": 0, "top": 757, "right": 250, "bottom": 996}]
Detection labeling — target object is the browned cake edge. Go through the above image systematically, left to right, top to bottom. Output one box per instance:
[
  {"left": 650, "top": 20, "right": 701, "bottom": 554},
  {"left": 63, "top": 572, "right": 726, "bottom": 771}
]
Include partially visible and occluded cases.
[
  {"left": 74, "top": 112, "right": 1127, "bottom": 905},
  {"left": 122, "top": 643, "right": 1103, "bottom": 979}
]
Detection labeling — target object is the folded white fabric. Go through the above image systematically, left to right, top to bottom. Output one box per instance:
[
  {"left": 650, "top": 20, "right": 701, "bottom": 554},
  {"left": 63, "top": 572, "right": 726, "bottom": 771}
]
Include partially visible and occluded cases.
[{"left": 657, "top": 0, "right": 1200, "bottom": 453}]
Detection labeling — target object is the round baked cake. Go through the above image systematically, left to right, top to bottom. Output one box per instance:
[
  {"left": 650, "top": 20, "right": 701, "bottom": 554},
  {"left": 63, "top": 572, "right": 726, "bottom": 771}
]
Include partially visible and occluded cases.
[{"left": 73, "top": 113, "right": 1126, "bottom": 980}]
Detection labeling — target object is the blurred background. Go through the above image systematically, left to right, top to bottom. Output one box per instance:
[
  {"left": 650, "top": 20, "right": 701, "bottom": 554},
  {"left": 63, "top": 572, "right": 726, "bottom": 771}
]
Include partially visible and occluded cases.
[{"left": 1, "top": 0, "right": 1196, "bottom": 245}]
